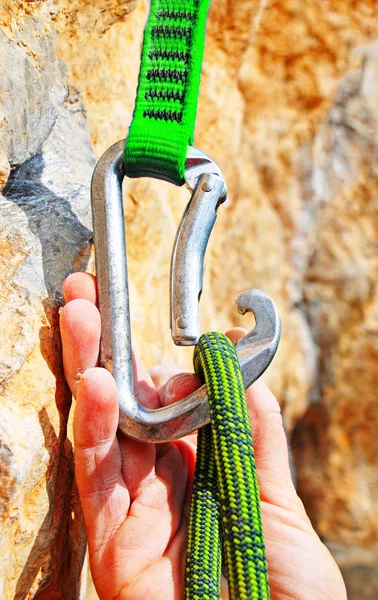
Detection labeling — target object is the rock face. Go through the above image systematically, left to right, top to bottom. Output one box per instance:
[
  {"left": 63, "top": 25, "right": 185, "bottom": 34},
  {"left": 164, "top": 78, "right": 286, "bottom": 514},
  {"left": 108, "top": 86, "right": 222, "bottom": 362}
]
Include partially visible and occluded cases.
[
  {"left": 0, "top": 1, "right": 377, "bottom": 598},
  {"left": 0, "top": 5, "right": 96, "bottom": 598},
  {"left": 292, "top": 42, "right": 378, "bottom": 592}
]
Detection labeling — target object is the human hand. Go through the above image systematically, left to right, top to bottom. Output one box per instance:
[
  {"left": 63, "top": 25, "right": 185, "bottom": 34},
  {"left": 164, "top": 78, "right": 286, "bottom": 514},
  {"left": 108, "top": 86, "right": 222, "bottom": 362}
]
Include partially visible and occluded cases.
[{"left": 60, "top": 272, "right": 347, "bottom": 600}]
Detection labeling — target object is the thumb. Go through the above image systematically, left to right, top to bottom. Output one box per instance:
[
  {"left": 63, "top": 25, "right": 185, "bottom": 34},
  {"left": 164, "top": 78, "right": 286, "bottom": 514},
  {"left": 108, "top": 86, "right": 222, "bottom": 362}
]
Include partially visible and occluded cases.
[
  {"left": 226, "top": 327, "right": 306, "bottom": 515},
  {"left": 246, "top": 378, "right": 300, "bottom": 508}
]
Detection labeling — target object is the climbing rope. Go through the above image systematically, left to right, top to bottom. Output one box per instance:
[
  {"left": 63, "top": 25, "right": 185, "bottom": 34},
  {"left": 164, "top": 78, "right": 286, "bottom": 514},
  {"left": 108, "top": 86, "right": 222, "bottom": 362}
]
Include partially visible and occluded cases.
[{"left": 185, "top": 333, "right": 270, "bottom": 600}]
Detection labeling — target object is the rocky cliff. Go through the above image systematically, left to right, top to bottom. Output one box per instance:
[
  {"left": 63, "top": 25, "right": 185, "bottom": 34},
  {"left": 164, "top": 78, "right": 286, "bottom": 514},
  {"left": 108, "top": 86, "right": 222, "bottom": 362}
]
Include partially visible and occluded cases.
[{"left": 0, "top": 1, "right": 377, "bottom": 598}]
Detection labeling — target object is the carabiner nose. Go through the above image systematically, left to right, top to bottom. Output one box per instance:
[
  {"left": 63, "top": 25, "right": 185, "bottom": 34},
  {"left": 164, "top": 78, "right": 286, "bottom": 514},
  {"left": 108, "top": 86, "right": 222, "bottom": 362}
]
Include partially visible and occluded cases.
[{"left": 91, "top": 141, "right": 281, "bottom": 442}]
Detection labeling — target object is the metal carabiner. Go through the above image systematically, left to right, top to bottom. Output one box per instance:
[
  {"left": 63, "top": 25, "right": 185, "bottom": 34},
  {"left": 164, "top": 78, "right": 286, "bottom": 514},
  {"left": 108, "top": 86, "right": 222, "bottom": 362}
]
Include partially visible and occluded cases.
[{"left": 91, "top": 141, "right": 281, "bottom": 442}]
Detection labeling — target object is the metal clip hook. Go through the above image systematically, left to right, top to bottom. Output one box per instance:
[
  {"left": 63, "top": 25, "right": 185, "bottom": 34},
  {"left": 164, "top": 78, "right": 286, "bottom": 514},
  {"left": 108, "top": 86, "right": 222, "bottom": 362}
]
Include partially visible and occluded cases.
[{"left": 91, "top": 141, "right": 281, "bottom": 442}]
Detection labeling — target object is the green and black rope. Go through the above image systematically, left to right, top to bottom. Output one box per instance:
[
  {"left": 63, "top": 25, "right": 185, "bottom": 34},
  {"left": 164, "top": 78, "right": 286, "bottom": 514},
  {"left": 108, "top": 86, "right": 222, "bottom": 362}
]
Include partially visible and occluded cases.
[
  {"left": 185, "top": 333, "right": 270, "bottom": 600},
  {"left": 185, "top": 424, "right": 222, "bottom": 598}
]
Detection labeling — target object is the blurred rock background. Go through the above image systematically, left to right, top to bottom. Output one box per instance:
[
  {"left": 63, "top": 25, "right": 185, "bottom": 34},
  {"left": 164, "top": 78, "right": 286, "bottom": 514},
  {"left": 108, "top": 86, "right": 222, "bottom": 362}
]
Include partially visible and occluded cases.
[{"left": 0, "top": 0, "right": 377, "bottom": 598}]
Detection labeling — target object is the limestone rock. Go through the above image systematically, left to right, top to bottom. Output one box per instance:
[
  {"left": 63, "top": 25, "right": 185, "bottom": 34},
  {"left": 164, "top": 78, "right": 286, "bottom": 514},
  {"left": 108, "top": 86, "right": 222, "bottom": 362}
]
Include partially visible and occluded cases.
[
  {"left": 0, "top": 0, "right": 377, "bottom": 599},
  {"left": 0, "top": 8, "right": 95, "bottom": 594},
  {"left": 0, "top": 22, "right": 66, "bottom": 165},
  {"left": 293, "top": 41, "right": 378, "bottom": 592},
  {"left": 0, "top": 153, "right": 10, "bottom": 190}
]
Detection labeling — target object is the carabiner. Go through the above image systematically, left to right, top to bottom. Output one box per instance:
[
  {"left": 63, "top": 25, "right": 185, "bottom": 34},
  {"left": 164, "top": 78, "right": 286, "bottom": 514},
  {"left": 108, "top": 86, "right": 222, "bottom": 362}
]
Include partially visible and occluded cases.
[{"left": 91, "top": 141, "right": 281, "bottom": 442}]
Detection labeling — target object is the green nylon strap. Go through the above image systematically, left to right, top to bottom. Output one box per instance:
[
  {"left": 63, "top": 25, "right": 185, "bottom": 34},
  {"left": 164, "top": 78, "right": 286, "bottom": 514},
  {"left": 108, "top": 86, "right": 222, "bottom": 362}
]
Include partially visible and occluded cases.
[
  {"left": 124, "top": 0, "right": 211, "bottom": 185},
  {"left": 185, "top": 333, "right": 270, "bottom": 600}
]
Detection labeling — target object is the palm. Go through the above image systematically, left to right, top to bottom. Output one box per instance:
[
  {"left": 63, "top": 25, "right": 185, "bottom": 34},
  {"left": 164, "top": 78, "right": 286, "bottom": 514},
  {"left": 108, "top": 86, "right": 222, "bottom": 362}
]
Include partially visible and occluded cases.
[
  {"left": 61, "top": 273, "right": 346, "bottom": 600},
  {"left": 86, "top": 435, "right": 193, "bottom": 599}
]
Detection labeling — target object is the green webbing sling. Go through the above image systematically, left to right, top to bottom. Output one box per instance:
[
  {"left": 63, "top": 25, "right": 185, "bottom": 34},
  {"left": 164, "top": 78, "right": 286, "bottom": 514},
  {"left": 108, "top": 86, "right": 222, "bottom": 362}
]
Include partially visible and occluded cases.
[
  {"left": 124, "top": 0, "right": 211, "bottom": 185},
  {"left": 124, "top": 2, "right": 270, "bottom": 599}
]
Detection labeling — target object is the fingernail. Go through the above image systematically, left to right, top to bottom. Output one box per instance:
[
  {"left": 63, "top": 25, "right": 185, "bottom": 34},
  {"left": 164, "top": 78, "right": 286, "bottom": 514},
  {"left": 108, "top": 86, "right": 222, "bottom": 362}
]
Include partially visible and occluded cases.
[
  {"left": 164, "top": 373, "right": 201, "bottom": 405},
  {"left": 165, "top": 373, "right": 192, "bottom": 397}
]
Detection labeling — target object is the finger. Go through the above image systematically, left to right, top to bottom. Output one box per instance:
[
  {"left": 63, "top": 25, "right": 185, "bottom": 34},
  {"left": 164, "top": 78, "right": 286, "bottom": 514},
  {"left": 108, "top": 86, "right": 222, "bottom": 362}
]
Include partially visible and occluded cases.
[
  {"left": 63, "top": 272, "right": 97, "bottom": 305},
  {"left": 62, "top": 284, "right": 157, "bottom": 405},
  {"left": 60, "top": 299, "right": 101, "bottom": 395},
  {"left": 225, "top": 326, "right": 247, "bottom": 345},
  {"left": 226, "top": 328, "right": 303, "bottom": 511},
  {"left": 133, "top": 350, "right": 160, "bottom": 409},
  {"left": 117, "top": 361, "right": 164, "bottom": 496},
  {"left": 149, "top": 364, "right": 188, "bottom": 391},
  {"left": 149, "top": 365, "right": 202, "bottom": 407},
  {"left": 119, "top": 366, "right": 190, "bottom": 472},
  {"left": 146, "top": 366, "right": 200, "bottom": 460},
  {"left": 74, "top": 368, "right": 130, "bottom": 548},
  {"left": 150, "top": 368, "right": 201, "bottom": 455},
  {"left": 161, "top": 372, "right": 202, "bottom": 406},
  {"left": 246, "top": 378, "right": 305, "bottom": 513},
  {"left": 162, "top": 437, "right": 196, "bottom": 592},
  {"left": 156, "top": 440, "right": 194, "bottom": 547}
]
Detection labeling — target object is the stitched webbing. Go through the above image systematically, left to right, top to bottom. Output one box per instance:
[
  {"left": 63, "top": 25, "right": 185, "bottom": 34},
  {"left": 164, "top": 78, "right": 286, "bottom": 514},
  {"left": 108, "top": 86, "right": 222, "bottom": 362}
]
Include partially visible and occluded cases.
[{"left": 124, "top": 0, "right": 211, "bottom": 185}]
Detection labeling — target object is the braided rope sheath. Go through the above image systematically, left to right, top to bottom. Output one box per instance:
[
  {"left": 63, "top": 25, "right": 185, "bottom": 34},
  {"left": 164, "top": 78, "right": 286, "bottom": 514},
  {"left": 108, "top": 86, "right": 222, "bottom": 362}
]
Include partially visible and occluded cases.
[
  {"left": 124, "top": 0, "right": 211, "bottom": 184},
  {"left": 185, "top": 333, "right": 270, "bottom": 600},
  {"left": 185, "top": 425, "right": 222, "bottom": 599}
]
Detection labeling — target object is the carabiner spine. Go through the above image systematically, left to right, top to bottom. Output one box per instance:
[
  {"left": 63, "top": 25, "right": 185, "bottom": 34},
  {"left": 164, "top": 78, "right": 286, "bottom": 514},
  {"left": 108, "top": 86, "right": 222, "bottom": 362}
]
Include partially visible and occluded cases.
[{"left": 91, "top": 140, "right": 135, "bottom": 407}]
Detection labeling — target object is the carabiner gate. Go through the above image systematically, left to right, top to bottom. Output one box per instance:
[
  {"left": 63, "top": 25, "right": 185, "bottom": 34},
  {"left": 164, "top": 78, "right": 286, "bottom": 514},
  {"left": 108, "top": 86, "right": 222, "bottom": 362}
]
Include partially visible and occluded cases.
[
  {"left": 91, "top": 141, "right": 281, "bottom": 443},
  {"left": 171, "top": 147, "right": 227, "bottom": 345}
]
